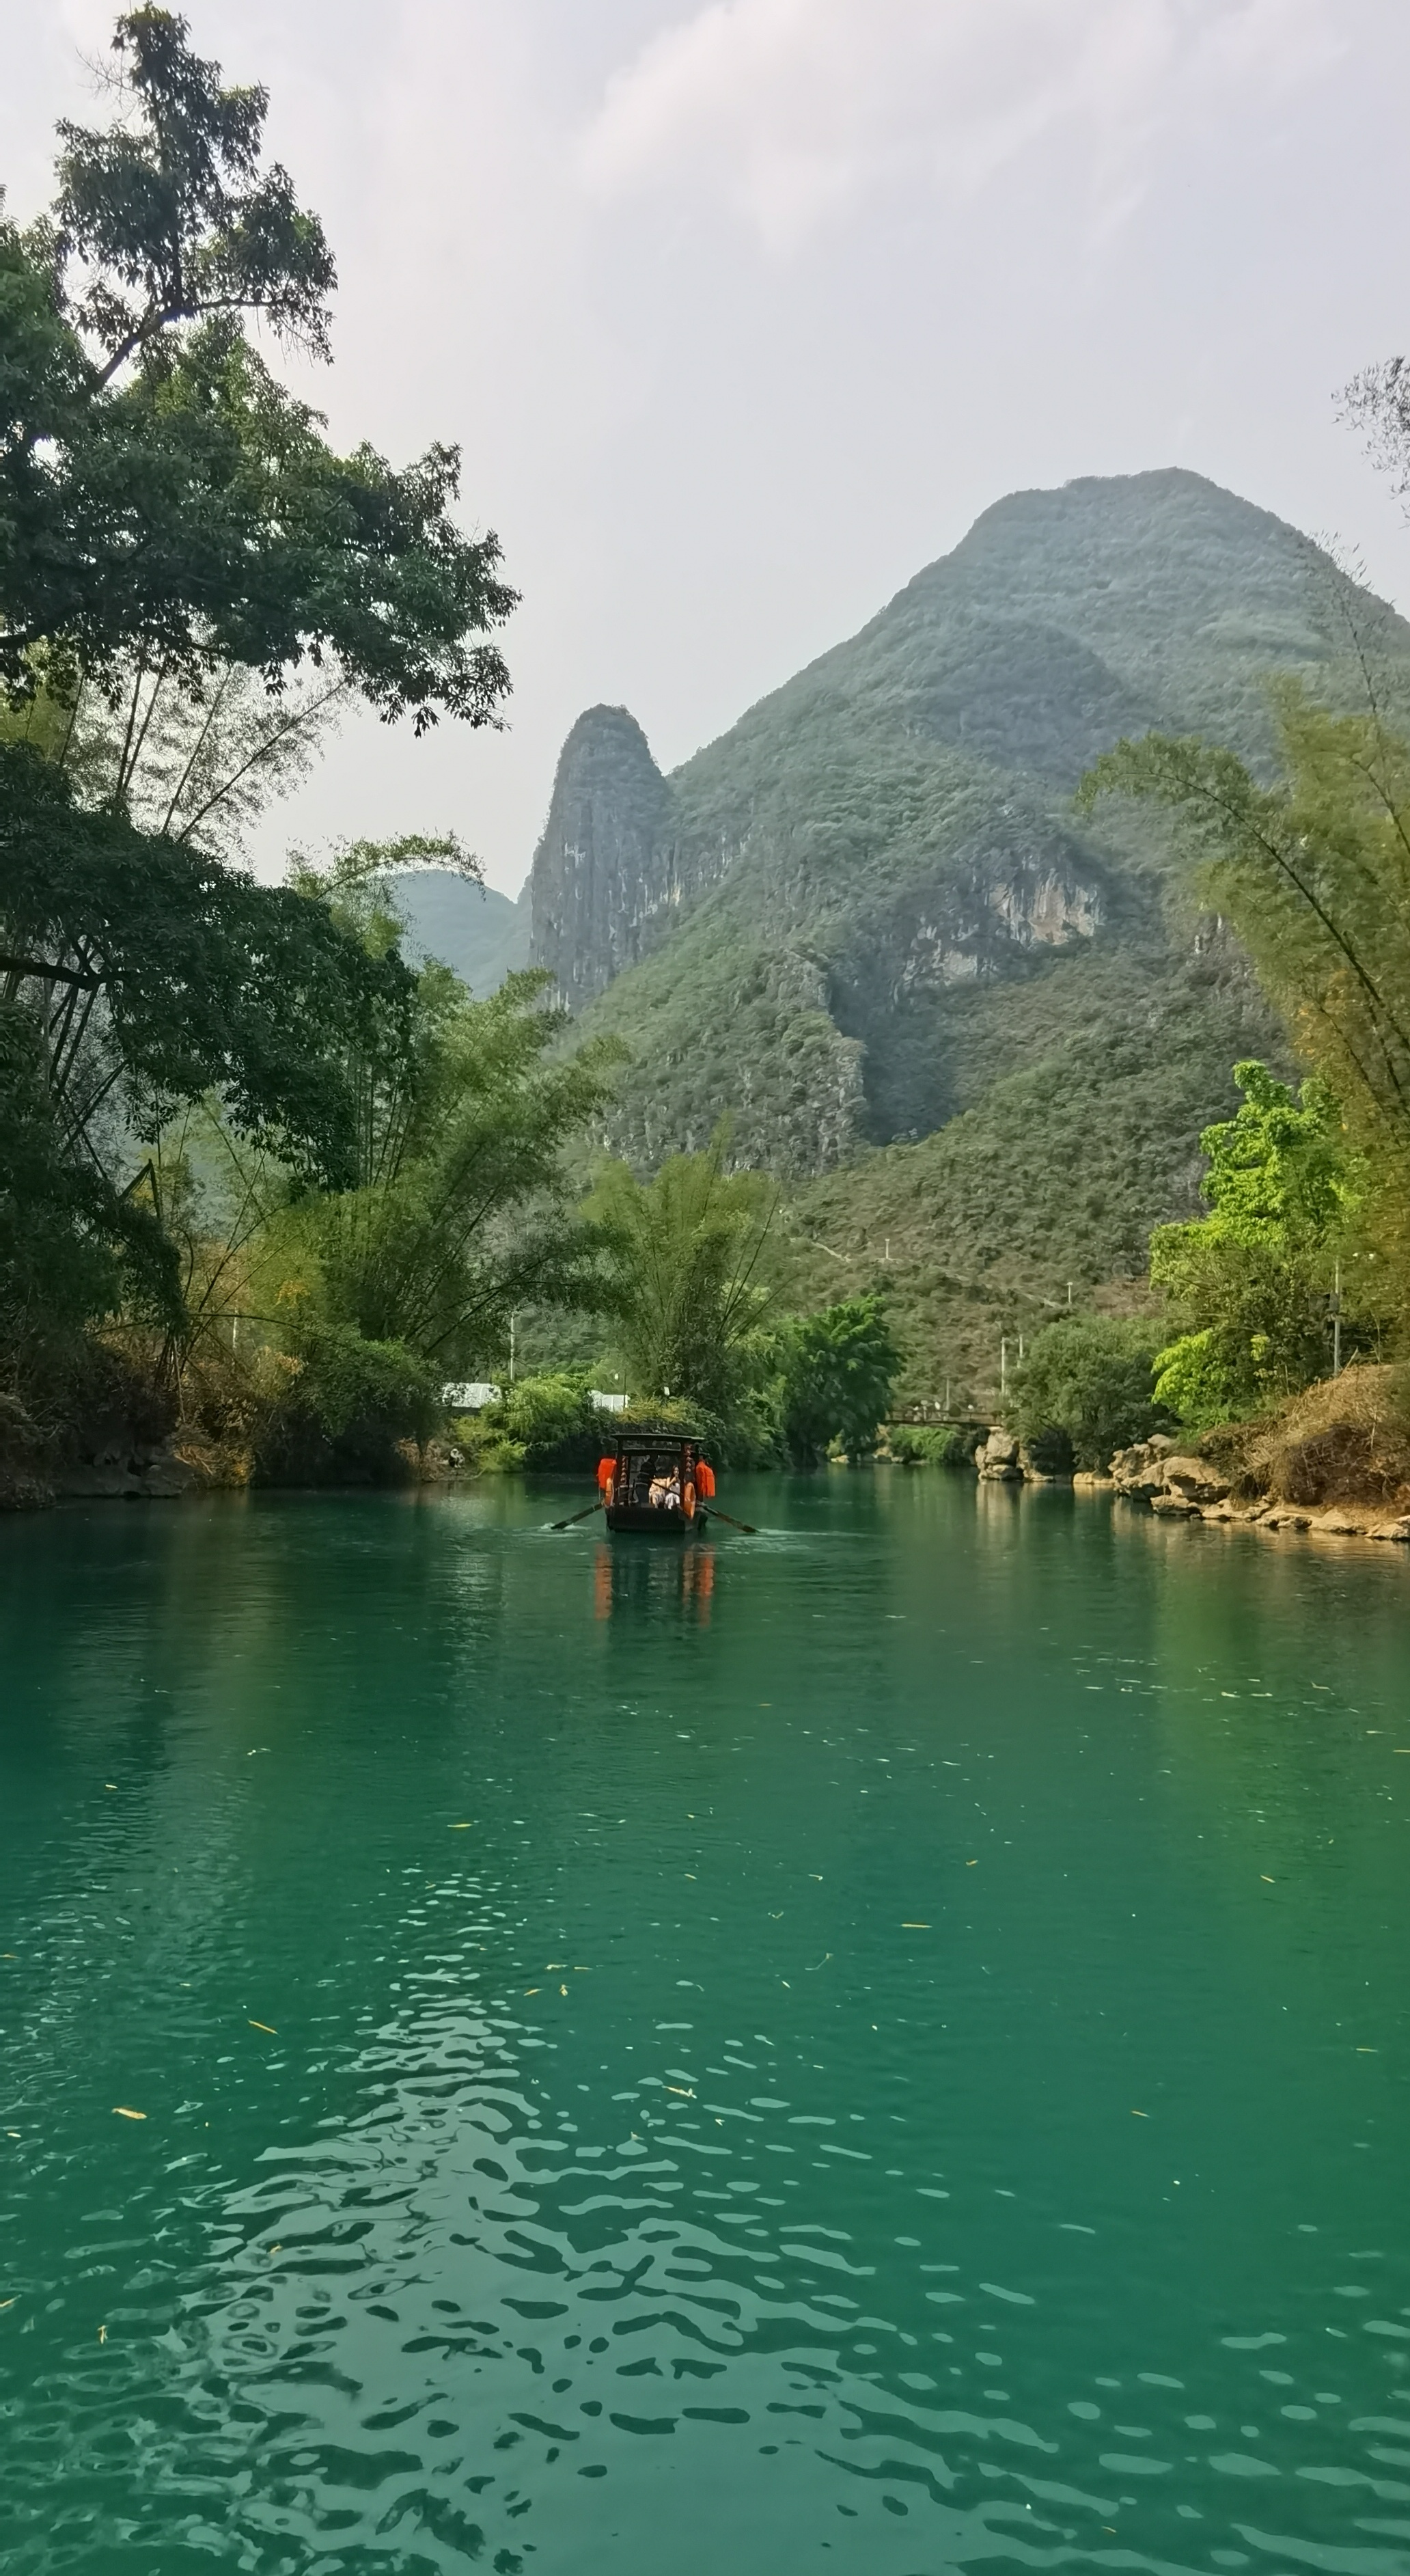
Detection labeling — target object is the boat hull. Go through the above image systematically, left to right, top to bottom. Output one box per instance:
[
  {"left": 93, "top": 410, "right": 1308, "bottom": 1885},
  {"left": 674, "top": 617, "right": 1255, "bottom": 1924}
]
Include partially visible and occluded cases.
[{"left": 604, "top": 1505, "right": 699, "bottom": 1537}]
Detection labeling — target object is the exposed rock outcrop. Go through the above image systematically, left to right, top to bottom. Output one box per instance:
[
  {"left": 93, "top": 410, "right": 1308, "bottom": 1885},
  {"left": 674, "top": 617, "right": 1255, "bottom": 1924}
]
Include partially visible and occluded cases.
[
  {"left": 527, "top": 707, "right": 683, "bottom": 1010},
  {"left": 976, "top": 1429, "right": 1023, "bottom": 1480},
  {"left": 1108, "top": 1436, "right": 1176, "bottom": 1499},
  {"left": 1112, "top": 1441, "right": 1232, "bottom": 1514},
  {"left": 1161, "top": 1454, "right": 1233, "bottom": 1505}
]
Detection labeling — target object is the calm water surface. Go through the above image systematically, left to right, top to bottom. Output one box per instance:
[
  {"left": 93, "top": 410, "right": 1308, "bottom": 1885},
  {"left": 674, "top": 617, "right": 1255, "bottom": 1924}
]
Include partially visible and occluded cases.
[{"left": 1, "top": 1476, "right": 1408, "bottom": 2575}]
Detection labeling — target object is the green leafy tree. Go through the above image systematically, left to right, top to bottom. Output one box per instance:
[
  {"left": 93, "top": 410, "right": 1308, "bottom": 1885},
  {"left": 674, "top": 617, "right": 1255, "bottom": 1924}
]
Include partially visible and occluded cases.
[
  {"left": 3, "top": 12, "right": 514, "bottom": 720},
  {"left": 0, "top": 13, "right": 516, "bottom": 1389},
  {"left": 1077, "top": 684, "right": 1410, "bottom": 1196},
  {"left": 0, "top": 744, "right": 412, "bottom": 1186},
  {"left": 291, "top": 959, "right": 622, "bottom": 1369},
  {"left": 1146, "top": 1061, "right": 1356, "bottom": 1425},
  {"left": 586, "top": 1136, "right": 778, "bottom": 1416},
  {"left": 775, "top": 1296, "right": 902, "bottom": 1464},
  {"left": 1008, "top": 1316, "right": 1164, "bottom": 1470},
  {"left": 255, "top": 1321, "right": 441, "bottom": 1487},
  {"left": 486, "top": 1373, "right": 605, "bottom": 1471},
  {"left": 887, "top": 1423, "right": 978, "bottom": 1468}
]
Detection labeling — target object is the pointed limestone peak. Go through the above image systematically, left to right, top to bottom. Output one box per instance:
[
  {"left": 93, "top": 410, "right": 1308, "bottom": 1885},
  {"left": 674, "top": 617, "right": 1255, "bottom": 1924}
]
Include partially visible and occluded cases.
[{"left": 528, "top": 705, "right": 675, "bottom": 1009}]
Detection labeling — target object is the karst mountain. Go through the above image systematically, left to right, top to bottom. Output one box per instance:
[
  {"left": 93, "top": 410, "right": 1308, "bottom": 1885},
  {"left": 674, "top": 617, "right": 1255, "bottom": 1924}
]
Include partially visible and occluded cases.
[{"left": 416, "top": 467, "right": 1410, "bottom": 1386}]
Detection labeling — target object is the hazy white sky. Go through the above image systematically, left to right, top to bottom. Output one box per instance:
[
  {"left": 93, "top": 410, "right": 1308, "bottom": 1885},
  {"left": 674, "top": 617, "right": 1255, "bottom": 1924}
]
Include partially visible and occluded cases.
[{"left": 8, "top": 0, "right": 1410, "bottom": 892}]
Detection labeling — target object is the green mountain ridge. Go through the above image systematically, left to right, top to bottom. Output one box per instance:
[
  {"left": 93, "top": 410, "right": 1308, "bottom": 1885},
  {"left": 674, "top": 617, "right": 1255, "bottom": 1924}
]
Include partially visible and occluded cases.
[{"left": 525, "top": 469, "right": 1410, "bottom": 1400}]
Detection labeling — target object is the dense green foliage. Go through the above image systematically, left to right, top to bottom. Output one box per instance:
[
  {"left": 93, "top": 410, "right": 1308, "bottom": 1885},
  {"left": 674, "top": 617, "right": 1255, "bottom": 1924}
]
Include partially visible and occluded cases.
[
  {"left": 0, "top": 13, "right": 522, "bottom": 1450},
  {"left": 2, "top": 16, "right": 513, "bottom": 722},
  {"left": 1, "top": 740, "right": 412, "bottom": 1184},
  {"left": 286, "top": 943, "right": 622, "bottom": 1370},
  {"left": 0, "top": 997, "right": 167, "bottom": 1375},
  {"left": 1145, "top": 1062, "right": 1357, "bottom": 1425},
  {"left": 586, "top": 1138, "right": 777, "bottom": 1417},
  {"left": 770, "top": 1297, "right": 902, "bottom": 1464},
  {"left": 1007, "top": 1317, "right": 1165, "bottom": 1470},
  {"left": 277, "top": 1322, "right": 441, "bottom": 1470},
  {"left": 453, "top": 1373, "right": 607, "bottom": 1476},
  {"left": 886, "top": 1423, "right": 980, "bottom": 1468}
]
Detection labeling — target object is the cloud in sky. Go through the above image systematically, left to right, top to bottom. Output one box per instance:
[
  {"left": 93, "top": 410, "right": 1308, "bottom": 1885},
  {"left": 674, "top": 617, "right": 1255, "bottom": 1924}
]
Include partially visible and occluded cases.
[{"left": 582, "top": 0, "right": 1346, "bottom": 253}]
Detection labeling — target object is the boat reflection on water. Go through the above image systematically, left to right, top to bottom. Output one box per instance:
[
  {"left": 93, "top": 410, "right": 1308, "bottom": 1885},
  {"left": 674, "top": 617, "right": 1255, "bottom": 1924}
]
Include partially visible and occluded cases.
[{"left": 592, "top": 1538, "right": 716, "bottom": 1623}]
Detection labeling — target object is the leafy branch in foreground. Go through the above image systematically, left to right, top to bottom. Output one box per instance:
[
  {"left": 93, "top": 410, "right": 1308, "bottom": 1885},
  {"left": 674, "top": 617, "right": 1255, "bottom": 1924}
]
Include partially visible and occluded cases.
[
  {"left": 1077, "top": 683, "right": 1410, "bottom": 1166},
  {"left": 0, "top": 740, "right": 413, "bottom": 1188}
]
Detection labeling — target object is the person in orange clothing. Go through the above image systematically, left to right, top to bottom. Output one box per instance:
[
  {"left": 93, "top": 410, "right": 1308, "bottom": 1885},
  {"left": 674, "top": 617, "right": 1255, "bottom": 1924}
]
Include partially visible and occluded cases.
[
  {"left": 596, "top": 1453, "right": 616, "bottom": 1507},
  {"left": 695, "top": 1457, "right": 716, "bottom": 1503}
]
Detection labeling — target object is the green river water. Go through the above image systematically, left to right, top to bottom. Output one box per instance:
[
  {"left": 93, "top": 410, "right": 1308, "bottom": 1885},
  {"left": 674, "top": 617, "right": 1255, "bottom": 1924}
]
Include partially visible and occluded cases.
[{"left": 1, "top": 1475, "right": 1408, "bottom": 2576}]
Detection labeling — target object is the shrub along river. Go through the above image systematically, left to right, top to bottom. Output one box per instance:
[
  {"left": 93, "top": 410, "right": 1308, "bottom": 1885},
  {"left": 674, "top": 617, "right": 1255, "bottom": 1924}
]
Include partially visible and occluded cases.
[{"left": 1, "top": 1475, "right": 1408, "bottom": 2575}]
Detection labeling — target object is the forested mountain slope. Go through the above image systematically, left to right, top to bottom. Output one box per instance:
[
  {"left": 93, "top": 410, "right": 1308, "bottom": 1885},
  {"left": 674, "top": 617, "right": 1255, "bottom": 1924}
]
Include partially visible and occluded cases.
[
  {"left": 525, "top": 470, "right": 1410, "bottom": 1389},
  {"left": 394, "top": 872, "right": 529, "bottom": 995}
]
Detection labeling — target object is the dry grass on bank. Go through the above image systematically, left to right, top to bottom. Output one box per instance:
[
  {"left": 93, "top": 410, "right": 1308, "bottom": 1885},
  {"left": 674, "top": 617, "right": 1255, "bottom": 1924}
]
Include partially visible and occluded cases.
[{"left": 1203, "top": 1365, "right": 1410, "bottom": 1513}]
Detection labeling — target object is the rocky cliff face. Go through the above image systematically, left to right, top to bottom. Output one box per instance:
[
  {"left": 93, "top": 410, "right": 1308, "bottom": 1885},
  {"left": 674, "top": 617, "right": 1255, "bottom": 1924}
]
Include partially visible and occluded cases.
[{"left": 527, "top": 707, "right": 685, "bottom": 1009}]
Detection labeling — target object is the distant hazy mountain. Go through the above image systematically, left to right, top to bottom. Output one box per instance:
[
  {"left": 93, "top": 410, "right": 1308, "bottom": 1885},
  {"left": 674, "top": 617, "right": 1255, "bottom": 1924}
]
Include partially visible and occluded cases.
[
  {"left": 524, "top": 470, "right": 1410, "bottom": 1393},
  {"left": 394, "top": 871, "right": 529, "bottom": 995}
]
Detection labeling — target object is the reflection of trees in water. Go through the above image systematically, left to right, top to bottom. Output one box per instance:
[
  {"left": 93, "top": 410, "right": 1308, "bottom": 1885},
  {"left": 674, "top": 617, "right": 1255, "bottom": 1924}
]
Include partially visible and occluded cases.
[{"left": 593, "top": 1540, "right": 715, "bottom": 1625}]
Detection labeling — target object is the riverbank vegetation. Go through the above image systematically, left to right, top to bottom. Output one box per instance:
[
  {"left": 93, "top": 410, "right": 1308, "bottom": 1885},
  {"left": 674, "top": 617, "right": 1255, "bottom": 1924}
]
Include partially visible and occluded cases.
[{"left": 1047, "top": 647, "right": 1410, "bottom": 1509}]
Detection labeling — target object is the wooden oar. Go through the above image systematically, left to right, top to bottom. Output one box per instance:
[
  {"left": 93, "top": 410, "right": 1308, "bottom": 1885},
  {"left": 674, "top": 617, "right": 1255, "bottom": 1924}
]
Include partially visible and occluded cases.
[
  {"left": 549, "top": 1498, "right": 605, "bottom": 1531},
  {"left": 700, "top": 1504, "right": 757, "bottom": 1535}
]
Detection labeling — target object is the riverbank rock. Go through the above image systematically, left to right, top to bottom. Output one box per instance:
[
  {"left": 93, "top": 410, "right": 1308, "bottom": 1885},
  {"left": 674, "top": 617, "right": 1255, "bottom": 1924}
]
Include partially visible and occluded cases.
[
  {"left": 976, "top": 1429, "right": 1023, "bottom": 1480},
  {"left": 1109, "top": 1436, "right": 1174, "bottom": 1498},
  {"left": 1110, "top": 1439, "right": 1236, "bottom": 1512},
  {"left": 58, "top": 1441, "right": 198, "bottom": 1501},
  {"left": 1017, "top": 1443, "right": 1073, "bottom": 1484},
  {"left": 1161, "top": 1455, "right": 1232, "bottom": 1505},
  {"left": 1073, "top": 1470, "right": 1115, "bottom": 1489}
]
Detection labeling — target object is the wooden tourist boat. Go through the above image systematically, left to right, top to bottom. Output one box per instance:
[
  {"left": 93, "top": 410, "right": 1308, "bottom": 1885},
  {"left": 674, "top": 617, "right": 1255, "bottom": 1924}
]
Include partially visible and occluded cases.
[{"left": 598, "top": 1427, "right": 716, "bottom": 1536}]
